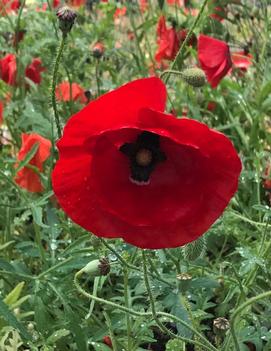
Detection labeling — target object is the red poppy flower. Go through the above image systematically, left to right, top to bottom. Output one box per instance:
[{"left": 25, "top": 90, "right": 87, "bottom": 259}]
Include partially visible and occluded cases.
[
  {"left": 0, "top": 0, "right": 20, "bottom": 15},
  {"left": 139, "top": 0, "right": 148, "bottom": 13},
  {"left": 167, "top": 0, "right": 182, "bottom": 5},
  {"left": 114, "top": 6, "right": 126, "bottom": 19},
  {"left": 210, "top": 6, "right": 226, "bottom": 21},
  {"left": 155, "top": 16, "right": 179, "bottom": 62},
  {"left": 198, "top": 34, "right": 232, "bottom": 88},
  {"left": 92, "top": 42, "right": 105, "bottom": 59},
  {"left": 231, "top": 51, "right": 253, "bottom": 71},
  {"left": 0, "top": 54, "right": 17, "bottom": 86},
  {"left": 25, "top": 58, "right": 45, "bottom": 85},
  {"left": 52, "top": 77, "right": 241, "bottom": 249},
  {"left": 56, "top": 81, "right": 87, "bottom": 104},
  {"left": 15, "top": 133, "right": 51, "bottom": 193},
  {"left": 103, "top": 336, "right": 113, "bottom": 348}
]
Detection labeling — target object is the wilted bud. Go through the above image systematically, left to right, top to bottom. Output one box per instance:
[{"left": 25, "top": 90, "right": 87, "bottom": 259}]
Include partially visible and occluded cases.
[
  {"left": 56, "top": 6, "right": 77, "bottom": 36},
  {"left": 92, "top": 42, "right": 105, "bottom": 59},
  {"left": 181, "top": 67, "right": 206, "bottom": 88},
  {"left": 82, "top": 257, "right": 110, "bottom": 277},
  {"left": 213, "top": 317, "right": 230, "bottom": 331}
]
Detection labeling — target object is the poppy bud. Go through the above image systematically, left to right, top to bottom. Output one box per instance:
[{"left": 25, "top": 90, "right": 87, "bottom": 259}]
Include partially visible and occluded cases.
[
  {"left": 56, "top": 6, "right": 77, "bottom": 36},
  {"left": 92, "top": 42, "right": 105, "bottom": 59},
  {"left": 180, "top": 67, "right": 206, "bottom": 88},
  {"left": 82, "top": 257, "right": 110, "bottom": 277},
  {"left": 213, "top": 317, "right": 230, "bottom": 332},
  {"left": 103, "top": 336, "right": 113, "bottom": 348}
]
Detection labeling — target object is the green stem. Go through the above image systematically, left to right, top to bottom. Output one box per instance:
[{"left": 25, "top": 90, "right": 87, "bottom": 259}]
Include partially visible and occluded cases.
[
  {"left": 162, "top": 0, "right": 210, "bottom": 84},
  {"left": 51, "top": 35, "right": 66, "bottom": 139},
  {"left": 100, "top": 238, "right": 173, "bottom": 287},
  {"left": 141, "top": 251, "right": 217, "bottom": 351},
  {"left": 124, "top": 268, "right": 132, "bottom": 350},
  {"left": 74, "top": 270, "right": 217, "bottom": 351},
  {"left": 229, "top": 291, "right": 271, "bottom": 351},
  {"left": 104, "top": 311, "right": 118, "bottom": 351}
]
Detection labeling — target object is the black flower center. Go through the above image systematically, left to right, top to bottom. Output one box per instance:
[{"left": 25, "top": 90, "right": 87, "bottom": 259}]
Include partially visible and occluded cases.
[{"left": 119, "top": 131, "right": 166, "bottom": 185}]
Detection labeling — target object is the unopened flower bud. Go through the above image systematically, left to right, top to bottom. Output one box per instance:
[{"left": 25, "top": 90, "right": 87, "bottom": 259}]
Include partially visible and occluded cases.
[
  {"left": 56, "top": 6, "right": 77, "bottom": 36},
  {"left": 92, "top": 42, "right": 105, "bottom": 59},
  {"left": 181, "top": 67, "right": 206, "bottom": 87},
  {"left": 82, "top": 257, "right": 110, "bottom": 277},
  {"left": 213, "top": 317, "right": 230, "bottom": 331}
]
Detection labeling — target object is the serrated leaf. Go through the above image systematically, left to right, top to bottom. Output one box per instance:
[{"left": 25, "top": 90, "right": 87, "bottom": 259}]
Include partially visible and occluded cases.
[
  {"left": 183, "top": 236, "right": 206, "bottom": 261},
  {"left": 0, "top": 296, "right": 32, "bottom": 341}
]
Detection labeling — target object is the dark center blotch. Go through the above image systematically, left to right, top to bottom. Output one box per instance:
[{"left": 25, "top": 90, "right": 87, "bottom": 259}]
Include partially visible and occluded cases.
[{"left": 119, "top": 131, "right": 166, "bottom": 184}]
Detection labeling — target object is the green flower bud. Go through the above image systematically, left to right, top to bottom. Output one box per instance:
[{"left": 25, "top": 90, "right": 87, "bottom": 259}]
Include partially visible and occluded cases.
[
  {"left": 181, "top": 67, "right": 206, "bottom": 88},
  {"left": 82, "top": 257, "right": 110, "bottom": 277}
]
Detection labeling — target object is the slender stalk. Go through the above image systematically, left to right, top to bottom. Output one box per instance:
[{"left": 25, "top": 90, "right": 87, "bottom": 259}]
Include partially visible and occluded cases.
[
  {"left": 162, "top": 0, "right": 210, "bottom": 84},
  {"left": 51, "top": 35, "right": 66, "bottom": 139},
  {"left": 100, "top": 238, "right": 173, "bottom": 287},
  {"left": 124, "top": 268, "right": 132, "bottom": 350},
  {"left": 74, "top": 270, "right": 218, "bottom": 351},
  {"left": 228, "top": 291, "right": 271, "bottom": 351},
  {"left": 104, "top": 312, "right": 118, "bottom": 351}
]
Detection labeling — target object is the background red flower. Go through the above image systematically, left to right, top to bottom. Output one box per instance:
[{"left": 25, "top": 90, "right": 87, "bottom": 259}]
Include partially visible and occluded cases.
[
  {"left": 0, "top": 0, "right": 20, "bottom": 15},
  {"left": 155, "top": 16, "right": 179, "bottom": 62},
  {"left": 198, "top": 34, "right": 232, "bottom": 88},
  {"left": 231, "top": 51, "right": 253, "bottom": 71},
  {"left": 0, "top": 54, "right": 17, "bottom": 85},
  {"left": 25, "top": 58, "right": 45, "bottom": 85},
  {"left": 52, "top": 77, "right": 241, "bottom": 249},
  {"left": 55, "top": 81, "right": 87, "bottom": 104},
  {"left": 15, "top": 133, "right": 51, "bottom": 193}
]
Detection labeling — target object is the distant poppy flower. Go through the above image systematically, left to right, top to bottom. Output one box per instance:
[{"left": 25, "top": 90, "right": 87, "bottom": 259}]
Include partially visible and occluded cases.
[
  {"left": 0, "top": 0, "right": 20, "bottom": 15},
  {"left": 36, "top": 0, "right": 60, "bottom": 11},
  {"left": 67, "top": 0, "right": 85, "bottom": 7},
  {"left": 139, "top": 0, "right": 148, "bottom": 13},
  {"left": 167, "top": 0, "right": 182, "bottom": 5},
  {"left": 114, "top": 6, "right": 126, "bottom": 19},
  {"left": 210, "top": 6, "right": 226, "bottom": 21},
  {"left": 155, "top": 16, "right": 179, "bottom": 62},
  {"left": 198, "top": 34, "right": 232, "bottom": 88},
  {"left": 92, "top": 42, "right": 105, "bottom": 59},
  {"left": 231, "top": 51, "right": 253, "bottom": 72},
  {"left": 0, "top": 54, "right": 17, "bottom": 85},
  {"left": 25, "top": 58, "right": 45, "bottom": 85},
  {"left": 52, "top": 77, "right": 242, "bottom": 249},
  {"left": 56, "top": 81, "right": 87, "bottom": 104},
  {"left": 0, "top": 101, "right": 3, "bottom": 126},
  {"left": 207, "top": 101, "right": 217, "bottom": 111},
  {"left": 15, "top": 133, "right": 51, "bottom": 193},
  {"left": 263, "top": 163, "right": 271, "bottom": 190},
  {"left": 103, "top": 336, "right": 113, "bottom": 348}
]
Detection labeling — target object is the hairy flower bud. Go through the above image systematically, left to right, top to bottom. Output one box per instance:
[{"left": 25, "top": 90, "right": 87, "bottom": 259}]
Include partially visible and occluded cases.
[
  {"left": 56, "top": 6, "right": 77, "bottom": 36},
  {"left": 181, "top": 67, "right": 206, "bottom": 87},
  {"left": 82, "top": 257, "right": 110, "bottom": 277},
  {"left": 213, "top": 317, "right": 230, "bottom": 331}
]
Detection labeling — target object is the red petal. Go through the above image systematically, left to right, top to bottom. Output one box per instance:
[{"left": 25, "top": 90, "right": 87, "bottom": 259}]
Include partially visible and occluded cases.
[{"left": 57, "top": 77, "right": 167, "bottom": 157}]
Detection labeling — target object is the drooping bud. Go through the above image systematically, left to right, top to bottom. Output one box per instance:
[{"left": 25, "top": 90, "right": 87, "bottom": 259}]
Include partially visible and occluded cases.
[
  {"left": 56, "top": 6, "right": 77, "bottom": 36},
  {"left": 181, "top": 67, "right": 206, "bottom": 88},
  {"left": 82, "top": 257, "right": 110, "bottom": 277},
  {"left": 213, "top": 317, "right": 230, "bottom": 331}
]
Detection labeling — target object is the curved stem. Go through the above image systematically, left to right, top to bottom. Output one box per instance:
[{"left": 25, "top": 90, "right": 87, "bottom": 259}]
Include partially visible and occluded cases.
[
  {"left": 162, "top": 0, "right": 210, "bottom": 84},
  {"left": 51, "top": 35, "right": 66, "bottom": 139},
  {"left": 100, "top": 238, "right": 173, "bottom": 287},
  {"left": 74, "top": 270, "right": 217, "bottom": 351},
  {"left": 229, "top": 291, "right": 271, "bottom": 351}
]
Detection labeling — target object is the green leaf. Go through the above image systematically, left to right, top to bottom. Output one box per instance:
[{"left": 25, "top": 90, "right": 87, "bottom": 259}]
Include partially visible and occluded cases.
[
  {"left": 157, "top": 0, "right": 164, "bottom": 9},
  {"left": 31, "top": 206, "right": 49, "bottom": 228},
  {"left": 183, "top": 236, "right": 206, "bottom": 261},
  {"left": 4, "top": 282, "right": 25, "bottom": 306},
  {"left": 0, "top": 295, "right": 32, "bottom": 341},
  {"left": 46, "top": 329, "right": 70, "bottom": 345}
]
